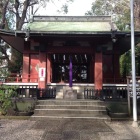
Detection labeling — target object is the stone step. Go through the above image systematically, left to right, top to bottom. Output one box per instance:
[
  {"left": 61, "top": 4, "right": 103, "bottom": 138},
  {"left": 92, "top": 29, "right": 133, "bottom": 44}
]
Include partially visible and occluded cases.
[
  {"left": 32, "top": 99, "right": 109, "bottom": 120},
  {"left": 37, "top": 100, "right": 105, "bottom": 106},
  {"left": 35, "top": 105, "right": 106, "bottom": 110},
  {"left": 34, "top": 109, "right": 107, "bottom": 115},
  {"left": 31, "top": 114, "right": 110, "bottom": 121}
]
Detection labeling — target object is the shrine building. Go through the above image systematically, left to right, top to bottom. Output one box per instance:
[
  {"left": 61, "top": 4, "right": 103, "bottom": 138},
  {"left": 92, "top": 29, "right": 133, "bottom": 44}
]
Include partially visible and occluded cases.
[{"left": 0, "top": 16, "right": 139, "bottom": 99}]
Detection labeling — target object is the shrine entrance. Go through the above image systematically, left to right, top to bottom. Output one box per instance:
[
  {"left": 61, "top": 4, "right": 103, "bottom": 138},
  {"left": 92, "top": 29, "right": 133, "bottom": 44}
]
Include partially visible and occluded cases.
[{"left": 51, "top": 54, "right": 92, "bottom": 83}]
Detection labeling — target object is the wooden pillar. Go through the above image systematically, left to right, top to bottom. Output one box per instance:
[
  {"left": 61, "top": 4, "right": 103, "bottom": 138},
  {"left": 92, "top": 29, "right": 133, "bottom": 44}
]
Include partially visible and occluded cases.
[
  {"left": 113, "top": 45, "right": 120, "bottom": 80},
  {"left": 38, "top": 52, "right": 46, "bottom": 89},
  {"left": 94, "top": 52, "right": 103, "bottom": 90},
  {"left": 113, "top": 52, "right": 120, "bottom": 79},
  {"left": 22, "top": 53, "right": 30, "bottom": 82},
  {"left": 47, "top": 54, "right": 51, "bottom": 83},
  {"left": 90, "top": 56, "right": 94, "bottom": 83}
]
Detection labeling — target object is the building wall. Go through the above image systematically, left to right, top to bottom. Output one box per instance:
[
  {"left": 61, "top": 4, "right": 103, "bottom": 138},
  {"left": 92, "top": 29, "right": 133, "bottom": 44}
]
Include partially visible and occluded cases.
[
  {"left": 22, "top": 39, "right": 121, "bottom": 89},
  {"left": 30, "top": 54, "right": 39, "bottom": 82}
]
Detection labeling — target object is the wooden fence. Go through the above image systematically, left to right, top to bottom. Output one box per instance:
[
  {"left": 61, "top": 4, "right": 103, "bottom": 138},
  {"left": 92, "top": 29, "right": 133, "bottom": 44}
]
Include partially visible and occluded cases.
[
  {"left": 84, "top": 86, "right": 127, "bottom": 101},
  {"left": 37, "top": 88, "right": 56, "bottom": 99}
]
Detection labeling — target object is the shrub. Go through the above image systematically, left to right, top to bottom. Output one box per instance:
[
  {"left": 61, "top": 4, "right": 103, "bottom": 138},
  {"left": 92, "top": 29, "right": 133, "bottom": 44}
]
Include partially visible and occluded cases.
[{"left": 0, "top": 85, "right": 18, "bottom": 115}]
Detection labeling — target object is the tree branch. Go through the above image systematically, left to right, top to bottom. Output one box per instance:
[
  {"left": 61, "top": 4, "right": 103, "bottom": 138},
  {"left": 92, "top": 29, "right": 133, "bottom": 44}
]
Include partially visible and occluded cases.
[
  {"left": 0, "top": 0, "right": 10, "bottom": 29},
  {"left": 15, "top": 0, "right": 21, "bottom": 29},
  {"left": 17, "top": 0, "right": 29, "bottom": 30}
]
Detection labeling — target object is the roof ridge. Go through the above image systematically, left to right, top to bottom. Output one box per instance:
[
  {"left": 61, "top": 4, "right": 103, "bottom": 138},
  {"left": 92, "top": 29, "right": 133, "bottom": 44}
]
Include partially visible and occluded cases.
[{"left": 32, "top": 16, "right": 111, "bottom": 22}]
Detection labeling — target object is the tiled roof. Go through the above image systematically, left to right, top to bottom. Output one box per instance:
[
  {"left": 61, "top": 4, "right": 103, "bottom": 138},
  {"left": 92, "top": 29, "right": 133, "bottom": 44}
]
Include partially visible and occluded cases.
[{"left": 29, "top": 16, "right": 117, "bottom": 32}]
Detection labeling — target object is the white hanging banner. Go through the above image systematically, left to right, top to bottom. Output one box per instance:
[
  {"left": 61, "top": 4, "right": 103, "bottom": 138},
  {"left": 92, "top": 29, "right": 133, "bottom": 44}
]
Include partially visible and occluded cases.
[{"left": 39, "top": 68, "right": 46, "bottom": 79}]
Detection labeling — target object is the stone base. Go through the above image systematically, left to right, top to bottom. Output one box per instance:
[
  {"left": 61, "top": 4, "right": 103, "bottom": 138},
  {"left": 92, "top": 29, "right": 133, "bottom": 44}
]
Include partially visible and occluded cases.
[
  {"left": 63, "top": 87, "right": 77, "bottom": 99},
  {"left": 132, "top": 121, "right": 139, "bottom": 128}
]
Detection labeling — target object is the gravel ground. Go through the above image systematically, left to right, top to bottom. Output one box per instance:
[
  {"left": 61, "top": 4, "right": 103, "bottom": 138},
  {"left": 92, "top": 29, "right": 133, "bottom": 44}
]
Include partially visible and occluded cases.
[{"left": 0, "top": 119, "right": 140, "bottom": 140}]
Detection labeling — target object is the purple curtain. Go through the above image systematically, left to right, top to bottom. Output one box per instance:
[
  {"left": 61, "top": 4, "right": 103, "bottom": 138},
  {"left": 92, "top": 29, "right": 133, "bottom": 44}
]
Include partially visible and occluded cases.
[{"left": 69, "top": 56, "right": 72, "bottom": 87}]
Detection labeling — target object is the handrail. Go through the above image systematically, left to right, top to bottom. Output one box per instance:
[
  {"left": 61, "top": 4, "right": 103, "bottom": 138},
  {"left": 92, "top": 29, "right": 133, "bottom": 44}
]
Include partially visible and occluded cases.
[
  {"left": 0, "top": 73, "right": 38, "bottom": 83},
  {"left": 0, "top": 73, "right": 129, "bottom": 84}
]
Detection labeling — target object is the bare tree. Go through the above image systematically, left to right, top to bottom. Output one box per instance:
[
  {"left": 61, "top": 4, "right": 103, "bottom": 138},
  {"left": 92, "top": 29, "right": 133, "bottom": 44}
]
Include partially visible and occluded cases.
[
  {"left": 0, "top": 0, "right": 50, "bottom": 74},
  {"left": 0, "top": 0, "right": 74, "bottom": 74}
]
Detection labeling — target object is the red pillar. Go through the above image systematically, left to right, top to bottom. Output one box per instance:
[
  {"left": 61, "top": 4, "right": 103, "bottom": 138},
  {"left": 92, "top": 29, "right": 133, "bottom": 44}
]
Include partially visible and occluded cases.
[
  {"left": 38, "top": 52, "right": 46, "bottom": 89},
  {"left": 94, "top": 52, "right": 103, "bottom": 90},
  {"left": 22, "top": 53, "right": 30, "bottom": 82},
  {"left": 47, "top": 54, "right": 51, "bottom": 83}
]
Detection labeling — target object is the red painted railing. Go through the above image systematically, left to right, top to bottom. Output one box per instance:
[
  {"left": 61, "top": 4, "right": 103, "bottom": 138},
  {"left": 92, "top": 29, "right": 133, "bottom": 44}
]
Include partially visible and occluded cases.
[
  {"left": 0, "top": 73, "right": 38, "bottom": 83},
  {"left": 0, "top": 73, "right": 127, "bottom": 84}
]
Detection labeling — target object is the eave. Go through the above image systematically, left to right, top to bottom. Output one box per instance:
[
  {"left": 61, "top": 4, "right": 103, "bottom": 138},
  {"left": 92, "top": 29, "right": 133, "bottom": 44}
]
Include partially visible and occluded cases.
[{"left": 0, "top": 29, "right": 140, "bottom": 54}]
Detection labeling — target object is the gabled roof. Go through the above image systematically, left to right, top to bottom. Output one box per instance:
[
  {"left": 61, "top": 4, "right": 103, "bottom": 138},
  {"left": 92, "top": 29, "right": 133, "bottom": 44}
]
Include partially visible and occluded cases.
[
  {"left": 0, "top": 16, "right": 140, "bottom": 54},
  {"left": 29, "top": 16, "right": 117, "bottom": 32}
]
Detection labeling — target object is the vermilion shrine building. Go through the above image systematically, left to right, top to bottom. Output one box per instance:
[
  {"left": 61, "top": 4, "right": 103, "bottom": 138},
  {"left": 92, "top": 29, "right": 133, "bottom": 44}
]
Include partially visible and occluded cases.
[{"left": 0, "top": 16, "right": 139, "bottom": 98}]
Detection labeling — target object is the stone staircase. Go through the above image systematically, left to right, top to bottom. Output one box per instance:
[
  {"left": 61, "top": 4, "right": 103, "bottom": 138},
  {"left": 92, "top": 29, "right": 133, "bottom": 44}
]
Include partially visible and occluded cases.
[{"left": 31, "top": 100, "right": 110, "bottom": 120}]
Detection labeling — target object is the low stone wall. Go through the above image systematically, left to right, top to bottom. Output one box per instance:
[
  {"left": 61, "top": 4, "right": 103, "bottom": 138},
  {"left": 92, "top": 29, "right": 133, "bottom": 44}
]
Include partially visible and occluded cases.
[{"left": 47, "top": 83, "right": 94, "bottom": 99}]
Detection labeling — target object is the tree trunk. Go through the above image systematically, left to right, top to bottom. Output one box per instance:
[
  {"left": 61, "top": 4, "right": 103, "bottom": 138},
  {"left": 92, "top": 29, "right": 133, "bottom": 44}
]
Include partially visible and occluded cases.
[{"left": 134, "top": 1, "right": 140, "bottom": 30}]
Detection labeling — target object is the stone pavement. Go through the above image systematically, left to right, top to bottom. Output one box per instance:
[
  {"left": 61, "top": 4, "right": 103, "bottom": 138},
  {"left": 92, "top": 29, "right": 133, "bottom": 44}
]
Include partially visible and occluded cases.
[{"left": 0, "top": 119, "right": 140, "bottom": 140}]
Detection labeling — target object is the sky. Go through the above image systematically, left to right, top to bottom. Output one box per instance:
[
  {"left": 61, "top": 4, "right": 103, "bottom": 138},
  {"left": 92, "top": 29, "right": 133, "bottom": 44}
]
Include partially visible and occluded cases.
[{"left": 36, "top": 0, "right": 94, "bottom": 16}]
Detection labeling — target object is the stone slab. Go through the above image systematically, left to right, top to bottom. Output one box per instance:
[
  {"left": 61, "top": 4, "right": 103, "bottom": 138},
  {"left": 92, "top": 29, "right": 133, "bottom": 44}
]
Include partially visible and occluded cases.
[{"left": 63, "top": 87, "right": 77, "bottom": 99}]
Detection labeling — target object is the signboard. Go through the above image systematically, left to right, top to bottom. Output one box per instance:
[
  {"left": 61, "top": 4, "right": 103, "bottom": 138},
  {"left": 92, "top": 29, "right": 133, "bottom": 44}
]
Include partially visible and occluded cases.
[
  {"left": 39, "top": 68, "right": 46, "bottom": 81},
  {"left": 127, "top": 76, "right": 140, "bottom": 115},
  {"left": 127, "top": 82, "right": 140, "bottom": 97}
]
